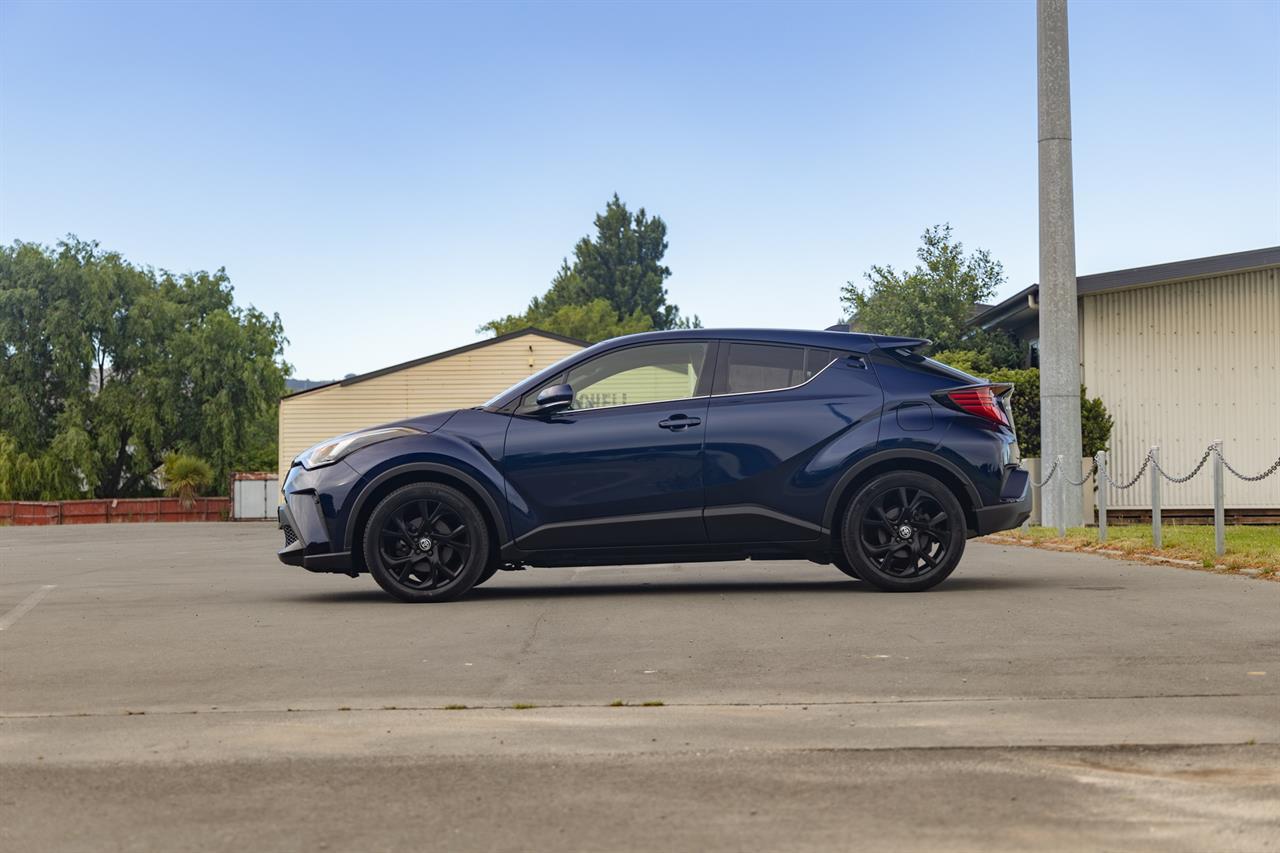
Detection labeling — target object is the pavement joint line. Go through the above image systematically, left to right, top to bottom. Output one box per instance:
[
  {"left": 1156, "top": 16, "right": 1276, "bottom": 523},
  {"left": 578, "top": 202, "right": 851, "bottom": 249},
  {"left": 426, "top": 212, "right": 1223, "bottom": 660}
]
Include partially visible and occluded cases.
[
  {"left": 0, "top": 585, "right": 56, "bottom": 631},
  {"left": 3, "top": 691, "right": 1275, "bottom": 720},
  {"left": 2, "top": 742, "right": 1277, "bottom": 766}
]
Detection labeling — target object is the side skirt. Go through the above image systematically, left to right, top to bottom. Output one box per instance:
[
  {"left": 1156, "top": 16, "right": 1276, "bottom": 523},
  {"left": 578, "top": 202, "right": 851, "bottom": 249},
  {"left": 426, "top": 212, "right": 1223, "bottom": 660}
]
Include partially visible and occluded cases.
[{"left": 504, "top": 539, "right": 834, "bottom": 569}]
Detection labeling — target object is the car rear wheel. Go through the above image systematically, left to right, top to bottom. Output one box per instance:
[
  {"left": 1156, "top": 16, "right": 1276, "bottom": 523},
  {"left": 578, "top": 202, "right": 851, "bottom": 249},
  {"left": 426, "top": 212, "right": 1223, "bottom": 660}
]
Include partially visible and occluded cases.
[
  {"left": 841, "top": 471, "right": 965, "bottom": 592},
  {"left": 364, "top": 483, "right": 490, "bottom": 602}
]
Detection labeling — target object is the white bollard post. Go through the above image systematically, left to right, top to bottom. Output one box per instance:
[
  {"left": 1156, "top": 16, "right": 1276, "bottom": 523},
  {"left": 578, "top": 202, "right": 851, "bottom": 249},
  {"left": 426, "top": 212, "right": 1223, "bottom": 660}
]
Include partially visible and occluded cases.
[
  {"left": 1213, "top": 440, "right": 1225, "bottom": 558},
  {"left": 1150, "top": 446, "right": 1162, "bottom": 549},
  {"left": 1095, "top": 450, "right": 1107, "bottom": 543},
  {"left": 1056, "top": 455, "right": 1066, "bottom": 537}
]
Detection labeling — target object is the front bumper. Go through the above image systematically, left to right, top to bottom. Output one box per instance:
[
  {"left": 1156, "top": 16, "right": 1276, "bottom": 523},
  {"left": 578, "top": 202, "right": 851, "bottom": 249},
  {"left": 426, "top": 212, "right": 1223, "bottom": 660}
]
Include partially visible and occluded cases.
[
  {"left": 972, "top": 467, "right": 1032, "bottom": 536},
  {"left": 276, "top": 486, "right": 357, "bottom": 574}
]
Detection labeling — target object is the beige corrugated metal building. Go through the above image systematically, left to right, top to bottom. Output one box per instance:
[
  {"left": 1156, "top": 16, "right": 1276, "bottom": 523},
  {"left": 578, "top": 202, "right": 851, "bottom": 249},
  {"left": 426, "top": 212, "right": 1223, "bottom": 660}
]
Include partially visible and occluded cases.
[
  {"left": 973, "top": 247, "right": 1280, "bottom": 511},
  {"left": 278, "top": 329, "right": 585, "bottom": 478}
]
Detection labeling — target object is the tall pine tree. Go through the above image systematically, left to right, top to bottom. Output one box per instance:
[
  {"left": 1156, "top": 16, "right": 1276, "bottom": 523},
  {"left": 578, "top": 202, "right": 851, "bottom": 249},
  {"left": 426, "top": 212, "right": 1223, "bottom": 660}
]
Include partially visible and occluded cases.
[{"left": 483, "top": 195, "right": 698, "bottom": 341}]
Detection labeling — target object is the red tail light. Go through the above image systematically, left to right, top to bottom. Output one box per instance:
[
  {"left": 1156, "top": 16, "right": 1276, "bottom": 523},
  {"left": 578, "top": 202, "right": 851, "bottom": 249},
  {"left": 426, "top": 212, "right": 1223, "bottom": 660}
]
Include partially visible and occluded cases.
[{"left": 943, "top": 385, "right": 1010, "bottom": 427}]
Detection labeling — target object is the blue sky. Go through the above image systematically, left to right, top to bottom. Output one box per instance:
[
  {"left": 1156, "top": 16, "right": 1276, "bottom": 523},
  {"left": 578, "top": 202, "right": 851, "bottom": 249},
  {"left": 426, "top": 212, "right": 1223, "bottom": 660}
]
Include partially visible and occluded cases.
[{"left": 2, "top": 0, "right": 1277, "bottom": 379}]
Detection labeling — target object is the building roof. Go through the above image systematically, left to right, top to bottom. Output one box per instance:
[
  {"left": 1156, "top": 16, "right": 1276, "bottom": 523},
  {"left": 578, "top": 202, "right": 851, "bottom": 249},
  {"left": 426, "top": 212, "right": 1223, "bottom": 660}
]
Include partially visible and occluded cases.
[
  {"left": 970, "top": 246, "right": 1280, "bottom": 332},
  {"left": 281, "top": 327, "right": 588, "bottom": 400}
]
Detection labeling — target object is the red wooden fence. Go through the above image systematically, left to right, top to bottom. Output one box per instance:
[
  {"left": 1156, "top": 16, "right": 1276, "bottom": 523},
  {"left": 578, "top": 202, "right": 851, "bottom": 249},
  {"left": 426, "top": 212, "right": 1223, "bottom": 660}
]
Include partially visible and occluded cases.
[{"left": 0, "top": 497, "right": 231, "bottom": 526}]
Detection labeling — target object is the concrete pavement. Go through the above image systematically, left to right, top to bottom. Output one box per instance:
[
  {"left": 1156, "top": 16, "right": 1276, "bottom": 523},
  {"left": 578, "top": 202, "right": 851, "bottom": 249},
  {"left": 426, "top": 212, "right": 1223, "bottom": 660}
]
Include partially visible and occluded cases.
[{"left": 1, "top": 523, "right": 1277, "bottom": 851}]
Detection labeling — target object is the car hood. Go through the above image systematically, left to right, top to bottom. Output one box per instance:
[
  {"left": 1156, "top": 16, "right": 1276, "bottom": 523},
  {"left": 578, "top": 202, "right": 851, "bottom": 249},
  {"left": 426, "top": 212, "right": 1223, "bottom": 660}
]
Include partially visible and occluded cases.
[{"left": 385, "top": 409, "right": 462, "bottom": 434}]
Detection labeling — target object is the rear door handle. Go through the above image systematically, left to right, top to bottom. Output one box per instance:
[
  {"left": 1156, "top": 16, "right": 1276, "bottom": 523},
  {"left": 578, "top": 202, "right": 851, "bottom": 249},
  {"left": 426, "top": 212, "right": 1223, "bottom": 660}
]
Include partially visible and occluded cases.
[{"left": 658, "top": 415, "right": 701, "bottom": 430}]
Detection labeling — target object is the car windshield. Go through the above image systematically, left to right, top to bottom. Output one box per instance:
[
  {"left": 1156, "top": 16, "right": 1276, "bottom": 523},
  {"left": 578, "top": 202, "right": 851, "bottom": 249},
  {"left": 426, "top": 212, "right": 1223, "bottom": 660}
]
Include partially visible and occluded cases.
[{"left": 481, "top": 349, "right": 585, "bottom": 409}]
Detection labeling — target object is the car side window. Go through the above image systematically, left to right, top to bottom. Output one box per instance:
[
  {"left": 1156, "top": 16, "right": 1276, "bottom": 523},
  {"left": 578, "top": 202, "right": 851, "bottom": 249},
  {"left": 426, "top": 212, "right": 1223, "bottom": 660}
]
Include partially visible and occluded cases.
[
  {"left": 521, "top": 342, "right": 712, "bottom": 413},
  {"left": 715, "top": 343, "right": 813, "bottom": 395},
  {"left": 713, "top": 344, "right": 840, "bottom": 395},
  {"left": 805, "top": 348, "right": 836, "bottom": 376}
]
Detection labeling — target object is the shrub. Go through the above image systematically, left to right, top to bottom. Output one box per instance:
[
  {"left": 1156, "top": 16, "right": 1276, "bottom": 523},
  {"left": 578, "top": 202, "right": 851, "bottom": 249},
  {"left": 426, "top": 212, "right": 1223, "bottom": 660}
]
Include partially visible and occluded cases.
[
  {"left": 930, "top": 348, "right": 994, "bottom": 377},
  {"left": 1080, "top": 390, "right": 1114, "bottom": 458},
  {"left": 163, "top": 454, "right": 214, "bottom": 509}
]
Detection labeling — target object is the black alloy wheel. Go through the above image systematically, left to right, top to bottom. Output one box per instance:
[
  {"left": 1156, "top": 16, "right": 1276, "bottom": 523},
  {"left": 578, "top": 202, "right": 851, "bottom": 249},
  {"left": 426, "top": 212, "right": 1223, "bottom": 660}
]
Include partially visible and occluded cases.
[
  {"left": 841, "top": 471, "right": 965, "bottom": 592},
  {"left": 364, "top": 483, "right": 491, "bottom": 602}
]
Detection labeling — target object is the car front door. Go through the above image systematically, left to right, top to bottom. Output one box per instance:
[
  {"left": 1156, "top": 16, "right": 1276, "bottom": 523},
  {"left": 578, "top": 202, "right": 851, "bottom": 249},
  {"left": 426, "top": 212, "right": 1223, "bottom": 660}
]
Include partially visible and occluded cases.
[{"left": 503, "top": 340, "right": 715, "bottom": 552}]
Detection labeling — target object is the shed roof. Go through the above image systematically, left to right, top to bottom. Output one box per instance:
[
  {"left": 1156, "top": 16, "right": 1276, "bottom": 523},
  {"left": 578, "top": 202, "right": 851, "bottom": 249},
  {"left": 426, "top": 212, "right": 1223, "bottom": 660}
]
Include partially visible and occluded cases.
[
  {"left": 970, "top": 246, "right": 1280, "bottom": 331},
  {"left": 281, "top": 327, "right": 588, "bottom": 401}
]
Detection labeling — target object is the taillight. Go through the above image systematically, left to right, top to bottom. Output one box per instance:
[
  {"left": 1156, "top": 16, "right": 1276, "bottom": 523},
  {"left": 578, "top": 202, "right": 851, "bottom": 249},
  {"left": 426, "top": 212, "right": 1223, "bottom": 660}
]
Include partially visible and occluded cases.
[{"left": 942, "top": 385, "right": 1010, "bottom": 427}]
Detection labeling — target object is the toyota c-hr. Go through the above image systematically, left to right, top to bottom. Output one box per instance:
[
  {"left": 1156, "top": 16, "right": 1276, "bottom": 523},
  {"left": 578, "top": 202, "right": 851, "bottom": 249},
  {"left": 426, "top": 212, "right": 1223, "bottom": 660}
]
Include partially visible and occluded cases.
[{"left": 277, "top": 329, "right": 1031, "bottom": 601}]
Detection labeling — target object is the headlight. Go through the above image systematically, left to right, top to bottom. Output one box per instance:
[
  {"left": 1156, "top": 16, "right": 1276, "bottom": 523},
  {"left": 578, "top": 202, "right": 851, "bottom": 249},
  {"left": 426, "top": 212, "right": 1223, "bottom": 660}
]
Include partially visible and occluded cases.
[{"left": 296, "top": 427, "right": 423, "bottom": 470}]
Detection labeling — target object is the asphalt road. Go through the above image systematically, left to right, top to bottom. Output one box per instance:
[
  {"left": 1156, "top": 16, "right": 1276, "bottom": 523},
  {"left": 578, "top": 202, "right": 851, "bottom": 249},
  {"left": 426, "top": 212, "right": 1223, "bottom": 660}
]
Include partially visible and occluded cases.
[{"left": 1, "top": 523, "right": 1277, "bottom": 852}]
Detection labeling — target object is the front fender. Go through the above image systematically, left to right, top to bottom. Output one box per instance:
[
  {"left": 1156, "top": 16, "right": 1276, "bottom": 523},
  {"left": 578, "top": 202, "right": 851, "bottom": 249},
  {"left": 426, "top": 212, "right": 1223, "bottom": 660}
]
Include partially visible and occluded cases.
[{"left": 339, "top": 432, "right": 511, "bottom": 554}]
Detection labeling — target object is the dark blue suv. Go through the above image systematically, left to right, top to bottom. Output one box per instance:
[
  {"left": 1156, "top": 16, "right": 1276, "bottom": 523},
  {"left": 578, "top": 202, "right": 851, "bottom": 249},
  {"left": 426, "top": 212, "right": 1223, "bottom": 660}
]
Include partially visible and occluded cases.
[{"left": 277, "top": 329, "right": 1031, "bottom": 601}]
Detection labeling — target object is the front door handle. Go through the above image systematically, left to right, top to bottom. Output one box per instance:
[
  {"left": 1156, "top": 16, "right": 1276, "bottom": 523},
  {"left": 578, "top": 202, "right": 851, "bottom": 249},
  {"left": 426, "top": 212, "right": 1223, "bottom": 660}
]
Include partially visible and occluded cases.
[{"left": 658, "top": 415, "right": 702, "bottom": 430}]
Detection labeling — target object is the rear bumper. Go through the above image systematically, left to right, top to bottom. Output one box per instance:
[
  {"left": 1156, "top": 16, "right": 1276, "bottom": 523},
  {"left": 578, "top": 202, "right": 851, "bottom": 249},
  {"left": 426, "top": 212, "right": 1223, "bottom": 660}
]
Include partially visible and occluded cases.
[
  {"left": 972, "top": 468, "right": 1031, "bottom": 536},
  {"left": 277, "top": 503, "right": 355, "bottom": 573}
]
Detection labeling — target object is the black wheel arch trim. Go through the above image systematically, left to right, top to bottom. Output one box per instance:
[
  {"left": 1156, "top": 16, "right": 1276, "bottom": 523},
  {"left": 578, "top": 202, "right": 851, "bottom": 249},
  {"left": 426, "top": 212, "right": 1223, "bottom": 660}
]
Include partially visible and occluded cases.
[
  {"left": 821, "top": 448, "right": 983, "bottom": 533},
  {"left": 342, "top": 462, "right": 511, "bottom": 554}
]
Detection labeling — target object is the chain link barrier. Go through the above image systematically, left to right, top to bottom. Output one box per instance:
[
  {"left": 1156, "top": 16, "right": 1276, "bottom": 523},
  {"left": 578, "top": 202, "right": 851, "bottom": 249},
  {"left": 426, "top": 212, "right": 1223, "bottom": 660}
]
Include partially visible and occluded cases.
[
  {"left": 1027, "top": 441, "right": 1277, "bottom": 555},
  {"left": 1031, "top": 442, "right": 1278, "bottom": 490},
  {"left": 1151, "top": 445, "right": 1215, "bottom": 484},
  {"left": 1216, "top": 445, "right": 1280, "bottom": 482},
  {"left": 1096, "top": 450, "right": 1152, "bottom": 490},
  {"left": 1031, "top": 456, "right": 1060, "bottom": 488},
  {"left": 1063, "top": 458, "right": 1097, "bottom": 487}
]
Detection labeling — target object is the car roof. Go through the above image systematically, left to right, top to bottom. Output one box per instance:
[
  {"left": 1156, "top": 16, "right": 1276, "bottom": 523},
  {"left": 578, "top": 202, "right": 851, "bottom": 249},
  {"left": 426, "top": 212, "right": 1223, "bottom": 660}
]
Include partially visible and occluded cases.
[
  {"left": 484, "top": 328, "right": 929, "bottom": 410},
  {"left": 584, "top": 328, "right": 925, "bottom": 352}
]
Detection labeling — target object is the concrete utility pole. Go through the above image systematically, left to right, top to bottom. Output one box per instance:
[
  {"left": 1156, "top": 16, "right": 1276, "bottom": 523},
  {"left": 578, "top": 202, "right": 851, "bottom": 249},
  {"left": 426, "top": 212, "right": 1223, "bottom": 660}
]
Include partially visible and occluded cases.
[{"left": 1037, "top": 0, "right": 1084, "bottom": 528}]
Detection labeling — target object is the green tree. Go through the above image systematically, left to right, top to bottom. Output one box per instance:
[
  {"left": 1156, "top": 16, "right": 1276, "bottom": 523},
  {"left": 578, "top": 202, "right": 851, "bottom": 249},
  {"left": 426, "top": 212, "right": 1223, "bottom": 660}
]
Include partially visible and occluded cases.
[
  {"left": 482, "top": 195, "right": 698, "bottom": 342},
  {"left": 842, "top": 224, "right": 1020, "bottom": 365},
  {"left": 0, "top": 237, "right": 290, "bottom": 498},
  {"left": 484, "top": 297, "right": 653, "bottom": 342},
  {"left": 0, "top": 432, "right": 93, "bottom": 501}
]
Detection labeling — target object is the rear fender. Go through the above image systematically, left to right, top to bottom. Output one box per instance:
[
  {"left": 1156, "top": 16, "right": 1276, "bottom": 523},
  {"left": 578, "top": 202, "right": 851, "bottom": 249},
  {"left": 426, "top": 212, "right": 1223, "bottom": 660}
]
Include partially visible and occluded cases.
[{"left": 821, "top": 448, "right": 983, "bottom": 534}]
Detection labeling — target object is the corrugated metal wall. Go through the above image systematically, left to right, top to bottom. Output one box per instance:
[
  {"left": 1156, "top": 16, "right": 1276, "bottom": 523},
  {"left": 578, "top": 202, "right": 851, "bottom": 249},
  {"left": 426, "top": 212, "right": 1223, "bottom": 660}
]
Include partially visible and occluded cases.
[
  {"left": 1081, "top": 267, "right": 1279, "bottom": 508},
  {"left": 278, "top": 333, "right": 584, "bottom": 478}
]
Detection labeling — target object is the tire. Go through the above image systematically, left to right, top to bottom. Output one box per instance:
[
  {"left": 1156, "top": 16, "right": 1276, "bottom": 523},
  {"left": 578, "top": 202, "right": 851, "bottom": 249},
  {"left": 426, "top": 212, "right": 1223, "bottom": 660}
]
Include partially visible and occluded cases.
[
  {"left": 841, "top": 471, "right": 966, "bottom": 592},
  {"left": 363, "top": 483, "right": 490, "bottom": 602},
  {"left": 831, "top": 551, "right": 864, "bottom": 581},
  {"left": 473, "top": 563, "right": 501, "bottom": 587}
]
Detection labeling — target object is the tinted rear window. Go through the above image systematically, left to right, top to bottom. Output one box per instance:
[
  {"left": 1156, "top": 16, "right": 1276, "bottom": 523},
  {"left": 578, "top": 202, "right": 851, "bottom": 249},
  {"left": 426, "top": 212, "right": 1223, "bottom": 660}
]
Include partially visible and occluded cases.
[
  {"left": 716, "top": 343, "right": 838, "bottom": 395},
  {"left": 805, "top": 348, "right": 835, "bottom": 376}
]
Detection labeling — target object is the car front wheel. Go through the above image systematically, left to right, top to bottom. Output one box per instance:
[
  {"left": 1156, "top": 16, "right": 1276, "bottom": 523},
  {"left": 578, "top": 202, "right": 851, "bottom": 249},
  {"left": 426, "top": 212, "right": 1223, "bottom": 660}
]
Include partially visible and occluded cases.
[
  {"left": 841, "top": 471, "right": 965, "bottom": 592},
  {"left": 364, "top": 483, "right": 490, "bottom": 602}
]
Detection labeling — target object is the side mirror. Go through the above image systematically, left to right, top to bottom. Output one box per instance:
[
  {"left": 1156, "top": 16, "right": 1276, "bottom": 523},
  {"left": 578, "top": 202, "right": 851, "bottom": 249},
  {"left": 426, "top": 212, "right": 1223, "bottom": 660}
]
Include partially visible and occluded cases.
[{"left": 534, "top": 383, "right": 574, "bottom": 414}]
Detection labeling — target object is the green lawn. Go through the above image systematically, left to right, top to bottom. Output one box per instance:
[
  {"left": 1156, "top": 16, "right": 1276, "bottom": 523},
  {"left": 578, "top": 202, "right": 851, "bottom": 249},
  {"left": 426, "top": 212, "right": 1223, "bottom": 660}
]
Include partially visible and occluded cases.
[{"left": 990, "top": 525, "right": 1279, "bottom": 573}]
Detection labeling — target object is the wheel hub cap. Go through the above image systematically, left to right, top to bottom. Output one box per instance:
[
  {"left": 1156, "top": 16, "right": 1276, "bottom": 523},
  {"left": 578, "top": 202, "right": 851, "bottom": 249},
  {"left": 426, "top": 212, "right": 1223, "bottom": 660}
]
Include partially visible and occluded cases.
[
  {"left": 897, "top": 524, "right": 913, "bottom": 540},
  {"left": 417, "top": 537, "right": 433, "bottom": 552}
]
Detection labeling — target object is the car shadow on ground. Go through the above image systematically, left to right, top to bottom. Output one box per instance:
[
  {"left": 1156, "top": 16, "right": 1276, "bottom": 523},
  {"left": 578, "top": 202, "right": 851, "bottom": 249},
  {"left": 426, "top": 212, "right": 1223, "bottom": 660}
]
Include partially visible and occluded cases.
[{"left": 281, "top": 575, "right": 1040, "bottom": 604}]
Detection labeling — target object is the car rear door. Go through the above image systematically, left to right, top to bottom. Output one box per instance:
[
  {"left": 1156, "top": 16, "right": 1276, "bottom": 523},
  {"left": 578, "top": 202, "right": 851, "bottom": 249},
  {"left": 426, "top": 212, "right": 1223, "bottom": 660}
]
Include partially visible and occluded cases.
[
  {"left": 503, "top": 340, "right": 715, "bottom": 551},
  {"left": 702, "top": 341, "right": 884, "bottom": 542}
]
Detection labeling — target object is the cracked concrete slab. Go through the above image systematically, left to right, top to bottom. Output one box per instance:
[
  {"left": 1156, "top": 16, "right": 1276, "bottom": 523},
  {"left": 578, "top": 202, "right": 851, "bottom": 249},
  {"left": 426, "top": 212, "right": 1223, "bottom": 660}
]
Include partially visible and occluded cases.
[{"left": 1, "top": 523, "right": 1276, "bottom": 851}]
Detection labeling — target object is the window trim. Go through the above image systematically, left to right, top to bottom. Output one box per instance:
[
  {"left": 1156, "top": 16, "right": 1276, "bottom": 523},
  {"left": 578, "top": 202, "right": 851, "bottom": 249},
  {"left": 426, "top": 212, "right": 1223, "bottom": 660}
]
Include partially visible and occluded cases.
[
  {"left": 515, "top": 340, "right": 717, "bottom": 416},
  {"left": 711, "top": 342, "right": 843, "bottom": 399}
]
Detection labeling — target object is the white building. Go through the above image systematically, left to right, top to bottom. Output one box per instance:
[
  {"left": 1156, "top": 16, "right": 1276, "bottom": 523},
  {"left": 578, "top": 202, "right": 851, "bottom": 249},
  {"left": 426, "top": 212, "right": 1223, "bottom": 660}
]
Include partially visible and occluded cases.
[{"left": 971, "top": 247, "right": 1280, "bottom": 517}]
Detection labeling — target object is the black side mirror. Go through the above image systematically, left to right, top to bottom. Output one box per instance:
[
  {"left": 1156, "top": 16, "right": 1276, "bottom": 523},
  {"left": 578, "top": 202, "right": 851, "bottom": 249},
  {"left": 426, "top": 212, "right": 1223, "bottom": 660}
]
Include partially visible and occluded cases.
[{"left": 534, "top": 383, "right": 574, "bottom": 414}]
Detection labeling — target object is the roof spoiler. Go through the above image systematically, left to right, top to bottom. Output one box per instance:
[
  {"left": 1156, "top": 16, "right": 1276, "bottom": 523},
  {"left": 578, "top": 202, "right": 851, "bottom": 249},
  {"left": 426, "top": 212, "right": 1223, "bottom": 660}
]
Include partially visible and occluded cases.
[{"left": 869, "top": 335, "right": 931, "bottom": 353}]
